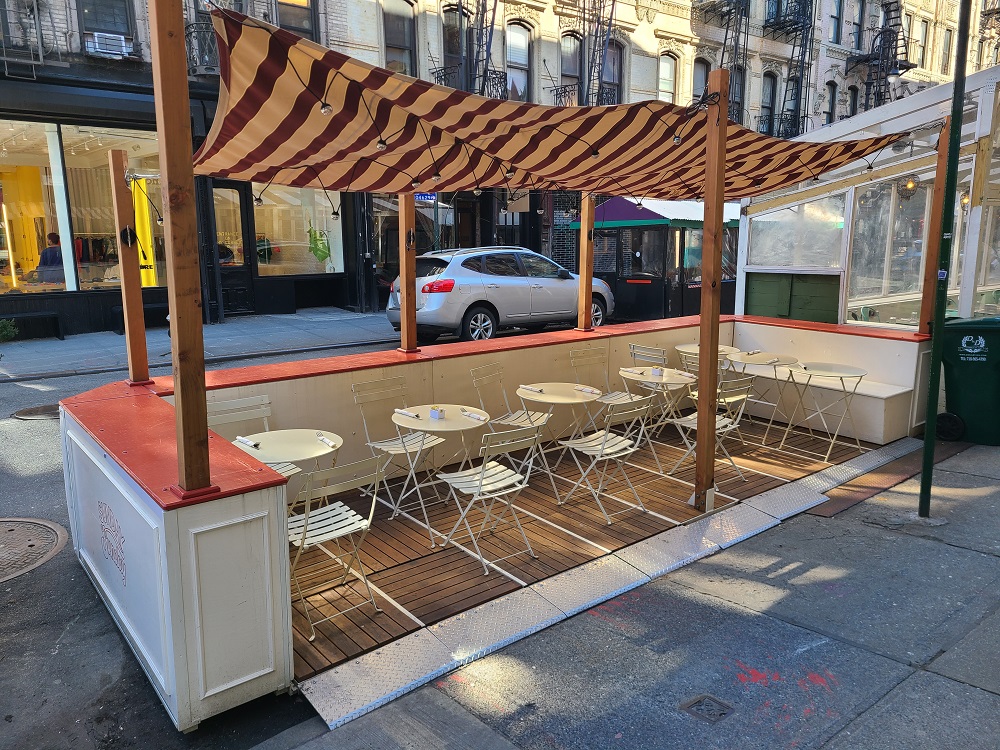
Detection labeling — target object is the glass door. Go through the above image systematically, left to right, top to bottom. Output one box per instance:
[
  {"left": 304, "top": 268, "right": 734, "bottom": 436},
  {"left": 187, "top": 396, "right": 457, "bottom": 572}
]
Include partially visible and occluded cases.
[{"left": 212, "top": 183, "right": 256, "bottom": 314}]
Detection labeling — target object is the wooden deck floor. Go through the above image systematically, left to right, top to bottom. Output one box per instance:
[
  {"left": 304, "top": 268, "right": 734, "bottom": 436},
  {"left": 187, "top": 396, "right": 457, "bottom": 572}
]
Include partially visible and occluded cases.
[{"left": 290, "top": 419, "right": 871, "bottom": 681}]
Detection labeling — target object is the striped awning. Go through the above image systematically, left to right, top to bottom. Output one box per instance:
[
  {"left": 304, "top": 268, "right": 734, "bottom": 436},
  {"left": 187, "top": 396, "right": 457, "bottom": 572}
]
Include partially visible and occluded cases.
[{"left": 193, "top": 11, "right": 903, "bottom": 200}]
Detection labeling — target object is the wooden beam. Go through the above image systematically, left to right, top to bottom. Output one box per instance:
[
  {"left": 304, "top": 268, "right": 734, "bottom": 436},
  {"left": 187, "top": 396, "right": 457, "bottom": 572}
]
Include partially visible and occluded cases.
[
  {"left": 149, "top": 0, "right": 213, "bottom": 495},
  {"left": 693, "top": 68, "right": 729, "bottom": 513},
  {"left": 918, "top": 117, "right": 952, "bottom": 335},
  {"left": 107, "top": 149, "right": 151, "bottom": 385},
  {"left": 397, "top": 192, "right": 419, "bottom": 352},
  {"left": 577, "top": 193, "right": 595, "bottom": 331}
]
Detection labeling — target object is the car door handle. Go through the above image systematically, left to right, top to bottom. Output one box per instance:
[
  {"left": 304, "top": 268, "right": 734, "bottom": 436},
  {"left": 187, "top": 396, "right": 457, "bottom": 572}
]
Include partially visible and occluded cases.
[
  {"left": 486, "top": 283, "right": 499, "bottom": 289},
  {"left": 531, "top": 284, "right": 543, "bottom": 289}
]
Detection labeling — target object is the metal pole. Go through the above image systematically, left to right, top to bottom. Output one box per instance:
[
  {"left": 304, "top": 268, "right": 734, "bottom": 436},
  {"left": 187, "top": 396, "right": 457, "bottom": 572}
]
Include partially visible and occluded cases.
[{"left": 918, "top": 0, "right": 972, "bottom": 517}]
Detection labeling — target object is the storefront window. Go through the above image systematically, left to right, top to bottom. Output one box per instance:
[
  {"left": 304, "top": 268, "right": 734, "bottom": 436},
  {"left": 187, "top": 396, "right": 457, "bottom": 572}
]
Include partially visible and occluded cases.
[
  {"left": 0, "top": 119, "right": 73, "bottom": 294},
  {"left": 60, "top": 124, "right": 164, "bottom": 290},
  {"left": 251, "top": 183, "right": 345, "bottom": 275},
  {"left": 747, "top": 194, "right": 846, "bottom": 268}
]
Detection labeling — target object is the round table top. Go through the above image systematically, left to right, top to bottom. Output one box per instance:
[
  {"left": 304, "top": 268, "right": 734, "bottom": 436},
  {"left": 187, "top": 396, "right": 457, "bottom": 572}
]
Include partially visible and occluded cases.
[
  {"left": 675, "top": 343, "right": 742, "bottom": 355},
  {"left": 727, "top": 351, "right": 799, "bottom": 366},
  {"left": 795, "top": 361, "right": 868, "bottom": 379},
  {"left": 619, "top": 366, "right": 696, "bottom": 386},
  {"left": 516, "top": 382, "right": 602, "bottom": 405},
  {"left": 391, "top": 404, "right": 490, "bottom": 432},
  {"left": 233, "top": 428, "right": 343, "bottom": 464}
]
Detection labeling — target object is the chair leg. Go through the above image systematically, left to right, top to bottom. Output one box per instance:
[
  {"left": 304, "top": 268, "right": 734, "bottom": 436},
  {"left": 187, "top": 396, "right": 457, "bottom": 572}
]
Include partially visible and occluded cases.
[{"left": 716, "top": 433, "right": 745, "bottom": 481}]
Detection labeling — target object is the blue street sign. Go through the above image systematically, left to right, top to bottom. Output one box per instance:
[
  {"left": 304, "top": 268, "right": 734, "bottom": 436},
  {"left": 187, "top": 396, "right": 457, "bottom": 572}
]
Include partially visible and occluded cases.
[{"left": 414, "top": 193, "right": 437, "bottom": 202}]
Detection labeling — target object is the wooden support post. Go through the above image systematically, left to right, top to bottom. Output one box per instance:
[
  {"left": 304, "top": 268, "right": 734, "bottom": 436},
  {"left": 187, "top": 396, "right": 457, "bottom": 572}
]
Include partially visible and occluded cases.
[
  {"left": 149, "top": 0, "right": 214, "bottom": 496},
  {"left": 693, "top": 68, "right": 729, "bottom": 513},
  {"left": 919, "top": 116, "right": 952, "bottom": 335},
  {"left": 107, "top": 149, "right": 151, "bottom": 385},
  {"left": 398, "top": 192, "right": 419, "bottom": 353},
  {"left": 577, "top": 193, "right": 595, "bottom": 331}
]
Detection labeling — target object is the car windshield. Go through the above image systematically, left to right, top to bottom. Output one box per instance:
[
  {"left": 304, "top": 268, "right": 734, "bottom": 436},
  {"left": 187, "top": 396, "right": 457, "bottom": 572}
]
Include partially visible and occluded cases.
[{"left": 414, "top": 258, "right": 450, "bottom": 278}]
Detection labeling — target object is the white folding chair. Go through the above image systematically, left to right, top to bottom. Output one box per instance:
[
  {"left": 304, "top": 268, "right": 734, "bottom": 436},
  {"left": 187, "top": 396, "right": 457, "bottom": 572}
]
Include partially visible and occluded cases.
[
  {"left": 570, "top": 348, "right": 635, "bottom": 408},
  {"left": 676, "top": 351, "right": 749, "bottom": 444},
  {"left": 470, "top": 362, "right": 551, "bottom": 431},
  {"left": 664, "top": 375, "right": 755, "bottom": 481},
  {"left": 352, "top": 376, "right": 445, "bottom": 542},
  {"left": 206, "top": 394, "right": 301, "bottom": 478},
  {"left": 557, "top": 394, "right": 656, "bottom": 524},
  {"left": 436, "top": 425, "right": 542, "bottom": 574},
  {"left": 287, "top": 455, "right": 389, "bottom": 641}
]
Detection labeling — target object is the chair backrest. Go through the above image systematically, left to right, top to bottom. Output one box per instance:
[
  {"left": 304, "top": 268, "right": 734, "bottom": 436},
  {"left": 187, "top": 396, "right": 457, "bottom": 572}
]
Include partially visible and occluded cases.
[
  {"left": 629, "top": 343, "right": 669, "bottom": 368},
  {"left": 570, "top": 348, "right": 610, "bottom": 391},
  {"left": 677, "top": 350, "right": 699, "bottom": 373},
  {"left": 470, "top": 362, "right": 516, "bottom": 418},
  {"left": 716, "top": 375, "right": 755, "bottom": 426},
  {"left": 352, "top": 376, "right": 407, "bottom": 444},
  {"left": 603, "top": 393, "right": 655, "bottom": 428},
  {"left": 205, "top": 395, "right": 272, "bottom": 439},
  {"left": 479, "top": 424, "right": 543, "bottom": 479},
  {"left": 292, "top": 455, "right": 389, "bottom": 528}
]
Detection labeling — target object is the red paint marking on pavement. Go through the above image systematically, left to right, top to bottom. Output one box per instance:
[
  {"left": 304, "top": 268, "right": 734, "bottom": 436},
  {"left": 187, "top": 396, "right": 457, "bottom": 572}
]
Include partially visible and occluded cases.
[
  {"left": 735, "top": 660, "right": 779, "bottom": 686},
  {"left": 806, "top": 672, "right": 833, "bottom": 693}
]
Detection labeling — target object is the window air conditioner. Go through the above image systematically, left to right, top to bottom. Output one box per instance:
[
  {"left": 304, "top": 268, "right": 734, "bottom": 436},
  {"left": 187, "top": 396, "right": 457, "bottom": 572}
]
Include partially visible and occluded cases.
[{"left": 85, "top": 32, "right": 133, "bottom": 59}]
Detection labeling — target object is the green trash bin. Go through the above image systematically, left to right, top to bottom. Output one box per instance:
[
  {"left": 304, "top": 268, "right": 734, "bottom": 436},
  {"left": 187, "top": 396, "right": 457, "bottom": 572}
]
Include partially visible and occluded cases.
[{"left": 940, "top": 316, "right": 1000, "bottom": 445}]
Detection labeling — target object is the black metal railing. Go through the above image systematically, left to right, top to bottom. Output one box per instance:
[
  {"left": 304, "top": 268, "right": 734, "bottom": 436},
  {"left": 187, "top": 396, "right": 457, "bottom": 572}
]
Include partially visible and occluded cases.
[
  {"left": 0, "top": 0, "right": 46, "bottom": 68},
  {"left": 763, "top": 0, "right": 811, "bottom": 29},
  {"left": 186, "top": 22, "right": 220, "bottom": 76},
  {"left": 431, "top": 64, "right": 467, "bottom": 90},
  {"left": 482, "top": 69, "right": 508, "bottom": 100},
  {"left": 549, "top": 82, "right": 582, "bottom": 107},
  {"left": 597, "top": 84, "right": 621, "bottom": 105}
]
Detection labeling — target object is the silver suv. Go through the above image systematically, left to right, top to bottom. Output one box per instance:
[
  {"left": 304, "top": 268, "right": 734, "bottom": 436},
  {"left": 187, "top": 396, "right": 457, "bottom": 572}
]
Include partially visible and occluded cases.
[{"left": 386, "top": 246, "right": 615, "bottom": 343}]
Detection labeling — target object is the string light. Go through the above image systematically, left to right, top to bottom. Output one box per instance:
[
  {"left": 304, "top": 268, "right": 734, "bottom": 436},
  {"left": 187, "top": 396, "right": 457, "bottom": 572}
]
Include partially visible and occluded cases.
[
  {"left": 319, "top": 102, "right": 333, "bottom": 115},
  {"left": 673, "top": 135, "right": 682, "bottom": 145},
  {"left": 376, "top": 139, "right": 387, "bottom": 151},
  {"left": 505, "top": 168, "right": 515, "bottom": 179},
  {"left": 432, "top": 173, "right": 442, "bottom": 182},
  {"left": 411, "top": 178, "right": 420, "bottom": 188},
  {"left": 473, "top": 187, "right": 483, "bottom": 196},
  {"left": 253, "top": 196, "right": 264, "bottom": 206},
  {"left": 331, "top": 206, "right": 341, "bottom": 220},
  {"left": 157, "top": 216, "right": 164, "bottom": 226}
]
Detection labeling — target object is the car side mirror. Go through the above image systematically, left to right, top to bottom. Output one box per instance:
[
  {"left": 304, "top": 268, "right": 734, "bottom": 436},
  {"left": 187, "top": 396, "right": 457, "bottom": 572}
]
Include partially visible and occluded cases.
[{"left": 557, "top": 268, "right": 572, "bottom": 280}]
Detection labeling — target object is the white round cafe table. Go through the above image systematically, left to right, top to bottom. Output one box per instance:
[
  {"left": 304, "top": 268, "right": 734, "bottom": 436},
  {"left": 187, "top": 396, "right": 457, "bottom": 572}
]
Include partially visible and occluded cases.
[
  {"left": 675, "top": 342, "right": 742, "bottom": 356},
  {"left": 726, "top": 351, "right": 798, "bottom": 368},
  {"left": 725, "top": 352, "right": 799, "bottom": 443},
  {"left": 780, "top": 362, "right": 867, "bottom": 461},
  {"left": 619, "top": 366, "right": 697, "bottom": 388},
  {"left": 515, "top": 382, "right": 603, "bottom": 406},
  {"left": 390, "top": 404, "right": 490, "bottom": 433},
  {"left": 232, "top": 428, "right": 343, "bottom": 465}
]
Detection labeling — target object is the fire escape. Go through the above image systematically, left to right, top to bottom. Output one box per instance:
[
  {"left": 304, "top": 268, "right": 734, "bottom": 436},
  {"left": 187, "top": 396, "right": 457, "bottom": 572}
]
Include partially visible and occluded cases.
[
  {"left": 0, "top": 0, "right": 63, "bottom": 79},
  {"left": 430, "top": 0, "right": 506, "bottom": 99},
  {"left": 547, "top": 0, "right": 618, "bottom": 107},
  {"left": 694, "top": 0, "right": 750, "bottom": 124},
  {"left": 760, "top": 0, "right": 813, "bottom": 137},
  {"left": 845, "top": 0, "right": 914, "bottom": 111},
  {"left": 186, "top": 1, "right": 274, "bottom": 76}
]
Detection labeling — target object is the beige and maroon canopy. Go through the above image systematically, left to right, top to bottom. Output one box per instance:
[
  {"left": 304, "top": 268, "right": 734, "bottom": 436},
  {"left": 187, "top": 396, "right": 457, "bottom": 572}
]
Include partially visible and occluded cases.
[{"left": 193, "top": 11, "right": 902, "bottom": 199}]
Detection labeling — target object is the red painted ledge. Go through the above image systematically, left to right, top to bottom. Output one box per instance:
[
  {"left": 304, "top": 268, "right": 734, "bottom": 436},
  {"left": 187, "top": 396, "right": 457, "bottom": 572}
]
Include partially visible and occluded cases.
[{"left": 734, "top": 315, "right": 931, "bottom": 343}]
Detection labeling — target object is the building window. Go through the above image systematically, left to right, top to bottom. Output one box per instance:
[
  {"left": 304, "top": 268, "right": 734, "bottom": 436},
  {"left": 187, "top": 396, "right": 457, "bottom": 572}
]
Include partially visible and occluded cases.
[
  {"left": 80, "top": 0, "right": 135, "bottom": 56},
  {"left": 276, "top": 0, "right": 315, "bottom": 41},
  {"left": 384, "top": 0, "right": 416, "bottom": 76},
  {"left": 829, "top": 0, "right": 843, "bottom": 44},
  {"left": 850, "top": 0, "right": 864, "bottom": 50},
  {"left": 904, "top": 14, "right": 913, "bottom": 60},
  {"left": 916, "top": 19, "right": 928, "bottom": 68},
  {"left": 506, "top": 23, "right": 531, "bottom": 102},
  {"left": 942, "top": 28, "right": 953, "bottom": 75},
  {"left": 560, "top": 34, "right": 583, "bottom": 105},
  {"left": 978, "top": 40, "right": 985, "bottom": 70},
  {"left": 601, "top": 42, "right": 624, "bottom": 104},
  {"left": 658, "top": 54, "right": 676, "bottom": 103},
  {"left": 692, "top": 58, "right": 711, "bottom": 101},
  {"left": 730, "top": 65, "right": 746, "bottom": 123},
  {"left": 760, "top": 72, "right": 777, "bottom": 135},
  {"left": 824, "top": 81, "right": 838, "bottom": 124},
  {"left": 848, "top": 85, "right": 860, "bottom": 116},
  {"left": 253, "top": 184, "right": 345, "bottom": 275}
]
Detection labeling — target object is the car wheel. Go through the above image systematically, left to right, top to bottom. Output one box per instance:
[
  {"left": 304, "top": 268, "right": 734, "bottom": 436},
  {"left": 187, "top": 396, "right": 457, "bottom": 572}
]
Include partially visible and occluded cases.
[
  {"left": 591, "top": 299, "right": 607, "bottom": 327},
  {"left": 461, "top": 306, "right": 497, "bottom": 341}
]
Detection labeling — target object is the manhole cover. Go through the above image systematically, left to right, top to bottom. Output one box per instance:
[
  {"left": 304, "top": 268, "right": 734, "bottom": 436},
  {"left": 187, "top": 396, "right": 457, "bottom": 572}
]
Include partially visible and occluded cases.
[
  {"left": 12, "top": 404, "right": 60, "bottom": 420},
  {"left": 0, "top": 518, "right": 68, "bottom": 583},
  {"left": 679, "top": 694, "right": 735, "bottom": 724}
]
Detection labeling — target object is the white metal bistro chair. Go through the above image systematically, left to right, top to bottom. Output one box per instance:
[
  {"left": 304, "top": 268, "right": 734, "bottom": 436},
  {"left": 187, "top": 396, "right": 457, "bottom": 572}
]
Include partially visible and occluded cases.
[
  {"left": 570, "top": 348, "right": 635, "bottom": 408},
  {"left": 676, "top": 351, "right": 750, "bottom": 445},
  {"left": 470, "top": 362, "right": 551, "bottom": 431},
  {"left": 664, "top": 375, "right": 755, "bottom": 481},
  {"left": 352, "top": 376, "right": 445, "bottom": 539},
  {"left": 206, "top": 394, "right": 300, "bottom": 478},
  {"left": 557, "top": 394, "right": 656, "bottom": 524},
  {"left": 436, "top": 424, "right": 543, "bottom": 574},
  {"left": 287, "top": 455, "right": 389, "bottom": 641}
]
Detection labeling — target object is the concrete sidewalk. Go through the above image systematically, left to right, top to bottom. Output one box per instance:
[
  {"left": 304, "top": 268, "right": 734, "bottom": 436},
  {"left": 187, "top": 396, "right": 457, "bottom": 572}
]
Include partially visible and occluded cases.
[{"left": 0, "top": 307, "right": 399, "bottom": 381}]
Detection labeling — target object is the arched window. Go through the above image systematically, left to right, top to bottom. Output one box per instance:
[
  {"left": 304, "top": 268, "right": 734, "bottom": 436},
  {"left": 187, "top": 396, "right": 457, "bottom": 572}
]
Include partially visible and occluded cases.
[
  {"left": 383, "top": 0, "right": 416, "bottom": 77},
  {"left": 442, "top": 7, "right": 472, "bottom": 88},
  {"left": 506, "top": 23, "right": 531, "bottom": 102},
  {"left": 560, "top": 34, "right": 583, "bottom": 105},
  {"left": 601, "top": 41, "right": 624, "bottom": 104},
  {"left": 658, "top": 54, "right": 677, "bottom": 103},
  {"left": 692, "top": 58, "right": 711, "bottom": 100},
  {"left": 760, "top": 72, "right": 778, "bottom": 135},
  {"left": 824, "top": 81, "right": 838, "bottom": 124},
  {"left": 848, "top": 85, "right": 860, "bottom": 116}
]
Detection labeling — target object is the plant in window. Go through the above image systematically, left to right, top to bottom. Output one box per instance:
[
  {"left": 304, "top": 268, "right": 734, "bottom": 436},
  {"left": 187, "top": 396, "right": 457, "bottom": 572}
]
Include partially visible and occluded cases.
[
  {"left": 307, "top": 223, "right": 330, "bottom": 263},
  {"left": 0, "top": 318, "right": 17, "bottom": 344}
]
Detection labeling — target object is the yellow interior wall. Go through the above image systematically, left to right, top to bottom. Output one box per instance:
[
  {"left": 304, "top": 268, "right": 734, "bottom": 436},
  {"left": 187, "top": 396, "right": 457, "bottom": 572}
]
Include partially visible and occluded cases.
[{"left": 1, "top": 166, "right": 46, "bottom": 275}]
